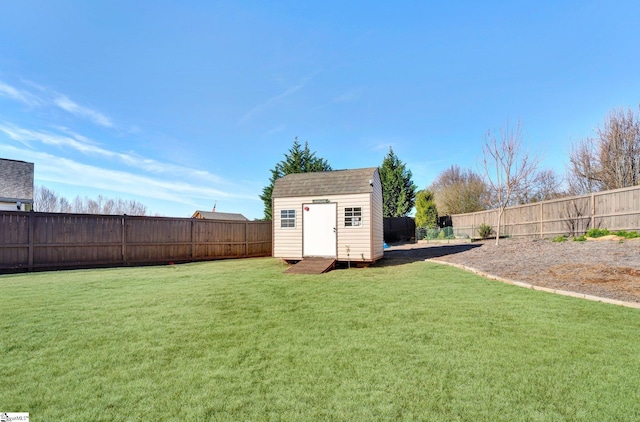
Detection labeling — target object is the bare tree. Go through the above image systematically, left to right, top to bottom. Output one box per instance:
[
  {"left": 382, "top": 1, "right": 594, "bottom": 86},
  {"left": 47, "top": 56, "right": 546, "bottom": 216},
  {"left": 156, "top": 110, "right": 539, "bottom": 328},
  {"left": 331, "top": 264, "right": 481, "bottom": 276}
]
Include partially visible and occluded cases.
[
  {"left": 568, "top": 106, "right": 640, "bottom": 192},
  {"left": 599, "top": 106, "right": 640, "bottom": 187},
  {"left": 481, "top": 119, "right": 540, "bottom": 244},
  {"left": 568, "top": 137, "right": 603, "bottom": 194},
  {"left": 429, "top": 165, "right": 488, "bottom": 215},
  {"left": 514, "top": 168, "right": 563, "bottom": 204},
  {"left": 532, "top": 169, "right": 563, "bottom": 201},
  {"left": 33, "top": 186, "right": 149, "bottom": 215},
  {"left": 33, "top": 186, "right": 60, "bottom": 212},
  {"left": 70, "top": 196, "right": 148, "bottom": 215},
  {"left": 72, "top": 196, "right": 85, "bottom": 213},
  {"left": 58, "top": 197, "right": 72, "bottom": 213},
  {"left": 86, "top": 197, "right": 101, "bottom": 214},
  {"left": 102, "top": 198, "right": 116, "bottom": 215},
  {"left": 116, "top": 198, "right": 148, "bottom": 215},
  {"left": 561, "top": 199, "right": 592, "bottom": 237}
]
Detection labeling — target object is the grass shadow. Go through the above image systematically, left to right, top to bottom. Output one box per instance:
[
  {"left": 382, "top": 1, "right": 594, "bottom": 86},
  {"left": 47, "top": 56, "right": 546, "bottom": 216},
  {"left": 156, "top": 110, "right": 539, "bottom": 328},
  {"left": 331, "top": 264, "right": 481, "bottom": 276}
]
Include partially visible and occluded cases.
[{"left": 374, "top": 242, "right": 483, "bottom": 267}]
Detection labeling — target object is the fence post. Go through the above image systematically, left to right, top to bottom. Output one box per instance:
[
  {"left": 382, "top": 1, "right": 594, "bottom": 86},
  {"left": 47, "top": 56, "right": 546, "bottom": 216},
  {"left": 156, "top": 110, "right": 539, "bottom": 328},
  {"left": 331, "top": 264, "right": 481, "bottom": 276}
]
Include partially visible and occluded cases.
[
  {"left": 590, "top": 192, "right": 595, "bottom": 229},
  {"left": 540, "top": 202, "right": 544, "bottom": 239},
  {"left": 28, "top": 210, "right": 34, "bottom": 272},
  {"left": 473, "top": 213, "right": 476, "bottom": 237},
  {"left": 121, "top": 216, "right": 126, "bottom": 265},
  {"left": 191, "top": 219, "right": 195, "bottom": 259},
  {"left": 244, "top": 221, "right": 249, "bottom": 257}
]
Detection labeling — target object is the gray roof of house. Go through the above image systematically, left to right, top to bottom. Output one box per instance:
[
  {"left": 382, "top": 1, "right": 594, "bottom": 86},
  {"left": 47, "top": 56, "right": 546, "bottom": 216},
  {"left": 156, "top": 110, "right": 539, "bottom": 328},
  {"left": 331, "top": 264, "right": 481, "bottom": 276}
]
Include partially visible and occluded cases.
[
  {"left": 0, "top": 158, "right": 34, "bottom": 202},
  {"left": 272, "top": 167, "right": 378, "bottom": 198},
  {"left": 192, "top": 210, "right": 249, "bottom": 221}
]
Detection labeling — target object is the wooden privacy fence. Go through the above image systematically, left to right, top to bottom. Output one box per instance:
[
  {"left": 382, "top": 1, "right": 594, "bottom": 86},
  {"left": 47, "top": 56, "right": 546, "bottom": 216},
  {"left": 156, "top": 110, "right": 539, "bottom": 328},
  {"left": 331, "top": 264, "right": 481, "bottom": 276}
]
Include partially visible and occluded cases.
[
  {"left": 451, "top": 185, "right": 640, "bottom": 239},
  {"left": 0, "top": 211, "right": 272, "bottom": 272},
  {"left": 383, "top": 217, "right": 416, "bottom": 242}
]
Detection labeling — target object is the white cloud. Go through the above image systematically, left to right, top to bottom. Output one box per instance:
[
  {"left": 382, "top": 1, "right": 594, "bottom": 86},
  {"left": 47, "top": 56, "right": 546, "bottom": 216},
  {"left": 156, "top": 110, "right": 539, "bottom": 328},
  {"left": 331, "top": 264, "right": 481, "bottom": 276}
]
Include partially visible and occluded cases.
[
  {"left": 0, "top": 78, "right": 115, "bottom": 128},
  {"left": 0, "top": 78, "right": 259, "bottom": 213},
  {"left": 240, "top": 78, "right": 310, "bottom": 123},
  {"left": 0, "top": 81, "right": 41, "bottom": 106},
  {"left": 333, "top": 89, "right": 361, "bottom": 103},
  {"left": 54, "top": 95, "right": 113, "bottom": 128},
  {"left": 0, "top": 123, "right": 234, "bottom": 186},
  {"left": 0, "top": 123, "right": 114, "bottom": 156},
  {"left": 263, "top": 123, "right": 286, "bottom": 137},
  {"left": 371, "top": 142, "right": 394, "bottom": 152},
  {"left": 0, "top": 144, "right": 257, "bottom": 204},
  {"left": 39, "top": 159, "right": 246, "bottom": 202}
]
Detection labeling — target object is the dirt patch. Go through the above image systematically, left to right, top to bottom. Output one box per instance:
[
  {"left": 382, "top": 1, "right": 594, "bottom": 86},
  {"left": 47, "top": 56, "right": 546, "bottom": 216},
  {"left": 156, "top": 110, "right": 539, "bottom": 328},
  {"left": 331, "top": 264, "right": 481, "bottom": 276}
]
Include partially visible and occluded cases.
[
  {"left": 585, "top": 234, "right": 625, "bottom": 241},
  {"left": 388, "top": 238, "right": 640, "bottom": 303},
  {"left": 549, "top": 264, "right": 640, "bottom": 284}
]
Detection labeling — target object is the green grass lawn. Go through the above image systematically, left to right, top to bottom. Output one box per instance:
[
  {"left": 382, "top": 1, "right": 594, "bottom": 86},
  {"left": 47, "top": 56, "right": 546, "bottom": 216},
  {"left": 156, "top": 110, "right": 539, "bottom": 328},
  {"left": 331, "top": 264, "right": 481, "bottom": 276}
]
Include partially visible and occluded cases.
[{"left": 2, "top": 257, "right": 640, "bottom": 421}]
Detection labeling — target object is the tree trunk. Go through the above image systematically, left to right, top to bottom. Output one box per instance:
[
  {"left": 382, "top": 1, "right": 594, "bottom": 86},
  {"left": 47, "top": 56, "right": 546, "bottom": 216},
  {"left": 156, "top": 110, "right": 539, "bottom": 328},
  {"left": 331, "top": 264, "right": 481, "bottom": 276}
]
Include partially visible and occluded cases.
[{"left": 495, "top": 208, "right": 503, "bottom": 245}]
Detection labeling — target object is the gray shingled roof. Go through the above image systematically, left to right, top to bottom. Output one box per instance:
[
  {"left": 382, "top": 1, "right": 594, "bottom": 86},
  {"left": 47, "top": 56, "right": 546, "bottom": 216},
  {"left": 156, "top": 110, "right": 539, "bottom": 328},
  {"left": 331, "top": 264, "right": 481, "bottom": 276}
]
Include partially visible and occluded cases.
[
  {"left": 0, "top": 158, "right": 34, "bottom": 202},
  {"left": 272, "top": 167, "right": 378, "bottom": 198},
  {"left": 192, "top": 210, "right": 249, "bottom": 221}
]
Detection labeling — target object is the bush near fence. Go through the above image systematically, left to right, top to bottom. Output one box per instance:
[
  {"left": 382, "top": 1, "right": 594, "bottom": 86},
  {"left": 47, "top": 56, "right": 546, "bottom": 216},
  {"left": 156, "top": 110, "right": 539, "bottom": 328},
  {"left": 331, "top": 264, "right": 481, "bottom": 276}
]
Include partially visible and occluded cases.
[
  {"left": 451, "top": 185, "right": 640, "bottom": 239},
  {"left": 0, "top": 211, "right": 272, "bottom": 273},
  {"left": 415, "top": 226, "right": 455, "bottom": 241}
]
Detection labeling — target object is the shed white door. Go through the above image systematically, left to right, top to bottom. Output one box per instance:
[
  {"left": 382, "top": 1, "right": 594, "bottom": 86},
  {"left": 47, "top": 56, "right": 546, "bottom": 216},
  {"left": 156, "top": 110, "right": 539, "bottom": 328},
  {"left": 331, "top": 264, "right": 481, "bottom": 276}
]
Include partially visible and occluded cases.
[{"left": 302, "top": 203, "right": 337, "bottom": 257}]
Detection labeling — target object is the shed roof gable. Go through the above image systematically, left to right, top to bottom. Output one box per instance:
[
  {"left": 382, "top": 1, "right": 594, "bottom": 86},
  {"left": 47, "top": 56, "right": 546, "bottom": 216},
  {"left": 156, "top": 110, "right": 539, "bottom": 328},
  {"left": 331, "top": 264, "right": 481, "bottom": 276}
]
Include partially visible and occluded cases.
[{"left": 272, "top": 167, "right": 378, "bottom": 198}]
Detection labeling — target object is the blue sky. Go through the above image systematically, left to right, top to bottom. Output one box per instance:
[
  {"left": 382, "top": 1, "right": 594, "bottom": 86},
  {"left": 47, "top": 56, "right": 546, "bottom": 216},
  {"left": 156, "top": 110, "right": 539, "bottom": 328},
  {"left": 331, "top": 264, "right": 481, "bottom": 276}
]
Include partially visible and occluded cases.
[{"left": 1, "top": 1, "right": 639, "bottom": 219}]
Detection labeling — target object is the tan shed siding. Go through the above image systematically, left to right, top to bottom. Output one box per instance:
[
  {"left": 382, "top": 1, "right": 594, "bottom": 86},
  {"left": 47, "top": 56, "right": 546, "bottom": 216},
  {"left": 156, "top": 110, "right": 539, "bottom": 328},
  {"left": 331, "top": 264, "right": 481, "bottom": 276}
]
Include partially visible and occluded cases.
[
  {"left": 273, "top": 168, "right": 384, "bottom": 263},
  {"left": 371, "top": 170, "right": 384, "bottom": 260},
  {"left": 274, "top": 193, "right": 376, "bottom": 261},
  {"left": 336, "top": 193, "right": 372, "bottom": 261},
  {"left": 273, "top": 198, "right": 303, "bottom": 259}
]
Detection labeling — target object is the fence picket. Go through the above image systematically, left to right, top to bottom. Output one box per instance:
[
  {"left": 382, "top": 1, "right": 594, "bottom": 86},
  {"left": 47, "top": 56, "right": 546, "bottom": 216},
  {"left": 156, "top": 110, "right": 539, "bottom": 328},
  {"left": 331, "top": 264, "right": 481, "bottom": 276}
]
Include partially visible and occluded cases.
[
  {"left": 452, "top": 185, "right": 640, "bottom": 239},
  {"left": 0, "top": 211, "right": 272, "bottom": 272}
]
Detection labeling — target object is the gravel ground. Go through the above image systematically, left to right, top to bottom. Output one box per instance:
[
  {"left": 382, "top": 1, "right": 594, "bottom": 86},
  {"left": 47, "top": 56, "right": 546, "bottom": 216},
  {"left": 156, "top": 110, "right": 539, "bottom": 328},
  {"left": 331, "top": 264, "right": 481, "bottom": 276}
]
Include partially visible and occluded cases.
[{"left": 384, "top": 238, "right": 640, "bottom": 304}]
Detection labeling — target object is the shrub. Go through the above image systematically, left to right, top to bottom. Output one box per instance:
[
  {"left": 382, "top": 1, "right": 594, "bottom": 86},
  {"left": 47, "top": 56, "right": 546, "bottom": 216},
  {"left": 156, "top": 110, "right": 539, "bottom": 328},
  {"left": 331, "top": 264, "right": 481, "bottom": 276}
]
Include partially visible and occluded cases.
[
  {"left": 477, "top": 223, "right": 493, "bottom": 239},
  {"left": 417, "top": 226, "right": 456, "bottom": 241},
  {"left": 427, "top": 228, "right": 439, "bottom": 239},
  {"left": 585, "top": 228, "right": 640, "bottom": 239},
  {"left": 586, "top": 228, "right": 610, "bottom": 238},
  {"left": 614, "top": 230, "right": 640, "bottom": 239},
  {"left": 552, "top": 235, "right": 568, "bottom": 242},
  {"left": 574, "top": 235, "right": 587, "bottom": 242}
]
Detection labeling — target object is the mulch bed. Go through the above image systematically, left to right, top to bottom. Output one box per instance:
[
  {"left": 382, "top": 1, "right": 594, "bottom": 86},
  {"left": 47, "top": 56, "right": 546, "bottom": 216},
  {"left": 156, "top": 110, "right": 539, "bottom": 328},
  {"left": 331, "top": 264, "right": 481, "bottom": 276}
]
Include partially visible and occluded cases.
[{"left": 384, "top": 238, "right": 640, "bottom": 304}]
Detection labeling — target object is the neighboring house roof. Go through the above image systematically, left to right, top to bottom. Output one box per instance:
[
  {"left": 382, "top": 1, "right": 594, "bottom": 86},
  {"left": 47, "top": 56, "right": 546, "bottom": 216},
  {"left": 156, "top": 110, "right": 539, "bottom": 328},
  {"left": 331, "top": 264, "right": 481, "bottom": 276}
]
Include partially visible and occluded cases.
[
  {"left": 0, "top": 158, "right": 34, "bottom": 203},
  {"left": 272, "top": 167, "right": 378, "bottom": 198},
  {"left": 192, "top": 210, "right": 249, "bottom": 221}
]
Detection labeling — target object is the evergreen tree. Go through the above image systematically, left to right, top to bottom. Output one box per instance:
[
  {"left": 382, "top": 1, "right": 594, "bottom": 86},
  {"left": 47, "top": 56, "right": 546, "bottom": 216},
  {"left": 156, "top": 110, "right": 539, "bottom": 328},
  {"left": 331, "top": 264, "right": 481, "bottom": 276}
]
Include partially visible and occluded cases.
[
  {"left": 260, "top": 138, "right": 332, "bottom": 220},
  {"left": 379, "top": 147, "right": 417, "bottom": 217},
  {"left": 414, "top": 189, "right": 438, "bottom": 228}
]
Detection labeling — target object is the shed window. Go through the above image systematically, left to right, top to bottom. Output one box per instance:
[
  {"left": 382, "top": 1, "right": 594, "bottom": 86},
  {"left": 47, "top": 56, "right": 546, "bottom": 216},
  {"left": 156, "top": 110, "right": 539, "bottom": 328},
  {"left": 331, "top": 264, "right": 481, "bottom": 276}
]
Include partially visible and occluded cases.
[
  {"left": 345, "top": 207, "right": 362, "bottom": 227},
  {"left": 280, "top": 209, "right": 296, "bottom": 228}
]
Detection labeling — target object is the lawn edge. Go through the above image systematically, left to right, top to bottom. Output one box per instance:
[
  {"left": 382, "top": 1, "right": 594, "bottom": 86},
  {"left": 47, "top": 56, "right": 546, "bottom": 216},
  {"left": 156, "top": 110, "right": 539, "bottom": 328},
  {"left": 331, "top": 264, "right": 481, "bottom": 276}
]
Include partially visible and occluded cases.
[{"left": 426, "top": 259, "right": 640, "bottom": 309}]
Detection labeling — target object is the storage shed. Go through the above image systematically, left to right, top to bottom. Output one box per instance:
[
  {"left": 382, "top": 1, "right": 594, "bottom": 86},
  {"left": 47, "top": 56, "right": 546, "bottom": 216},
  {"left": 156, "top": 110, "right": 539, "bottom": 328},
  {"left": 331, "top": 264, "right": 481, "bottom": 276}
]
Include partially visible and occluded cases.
[{"left": 272, "top": 167, "right": 384, "bottom": 264}]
